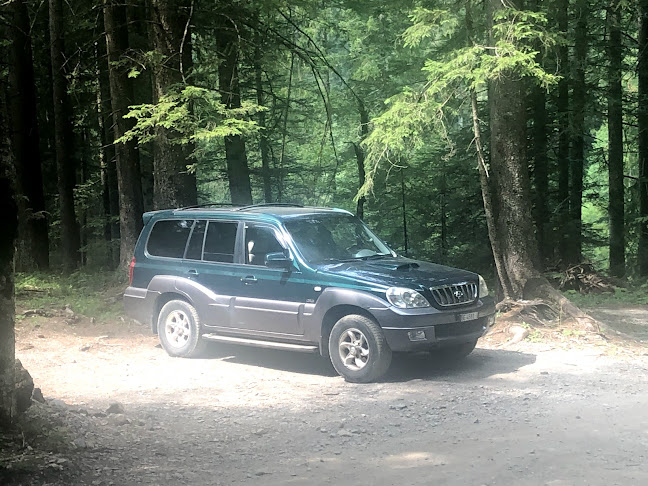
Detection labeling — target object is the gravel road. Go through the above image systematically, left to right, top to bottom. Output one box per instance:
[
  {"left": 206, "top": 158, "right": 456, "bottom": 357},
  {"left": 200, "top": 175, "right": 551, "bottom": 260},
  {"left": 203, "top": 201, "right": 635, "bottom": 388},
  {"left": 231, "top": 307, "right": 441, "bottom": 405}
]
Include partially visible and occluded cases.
[{"left": 9, "top": 319, "right": 648, "bottom": 486}]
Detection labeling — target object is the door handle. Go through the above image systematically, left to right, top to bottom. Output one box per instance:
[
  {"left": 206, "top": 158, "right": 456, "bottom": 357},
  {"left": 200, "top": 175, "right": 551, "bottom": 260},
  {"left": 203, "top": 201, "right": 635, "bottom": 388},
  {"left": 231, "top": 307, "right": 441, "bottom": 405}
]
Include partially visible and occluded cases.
[
  {"left": 187, "top": 269, "right": 199, "bottom": 276},
  {"left": 241, "top": 275, "right": 258, "bottom": 285}
]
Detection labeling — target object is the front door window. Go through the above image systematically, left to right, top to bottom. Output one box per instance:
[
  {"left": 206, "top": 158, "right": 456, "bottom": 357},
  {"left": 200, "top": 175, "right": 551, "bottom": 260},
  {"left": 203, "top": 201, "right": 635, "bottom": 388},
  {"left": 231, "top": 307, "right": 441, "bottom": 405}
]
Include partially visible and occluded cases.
[{"left": 244, "top": 225, "right": 285, "bottom": 266}]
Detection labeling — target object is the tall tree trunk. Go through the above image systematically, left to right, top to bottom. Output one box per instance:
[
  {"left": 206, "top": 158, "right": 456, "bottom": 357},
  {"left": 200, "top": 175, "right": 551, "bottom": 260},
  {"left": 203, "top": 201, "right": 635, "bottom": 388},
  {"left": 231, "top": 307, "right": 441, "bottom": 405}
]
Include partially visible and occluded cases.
[
  {"left": 7, "top": 0, "right": 49, "bottom": 271},
  {"left": 49, "top": 0, "right": 80, "bottom": 271},
  {"left": 104, "top": 0, "right": 145, "bottom": 266},
  {"left": 149, "top": 0, "right": 198, "bottom": 209},
  {"left": 487, "top": 0, "right": 541, "bottom": 299},
  {"left": 530, "top": 0, "right": 549, "bottom": 265},
  {"left": 556, "top": 0, "right": 571, "bottom": 265},
  {"left": 569, "top": 0, "right": 588, "bottom": 264},
  {"left": 607, "top": 0, "right": 625, "bottom": 277},
  {"left": 638, "top": 0, "right": 648, "bottom": 275},
  {"left": 130, "top": 1, "right": 155, "bottom": 212},
  {"left": 467, "top": 1, "right": 599, "bottom": 332},
  {"left": 474, "top": 2, "right": 643, "bottom": 334},
  {"left": 465, "top": 5, "right": 510, "bottom": 296},
  {"left": 217, "top": 8, "right": 253, "bottom": 205},
  {"left": 254, "top": 12, "right": 272, "bottom": 204},
  {"left": 95, "top": 31, "right": 120, "bottom": 268},
  {"left": 277, "top": 53, "right": 295, "bottom": 203},
  {"left": 488, "top": 77, "right": 540, "bottom": 297},
  {"left": 532, "top": 84, "right": 549, "bottom": 265},
  {"left": 0, "top": 88, "right": 18, "bottom": 426},
  {"left": 471, "top": 90, "right": 506, "bottom": 291},
  {"left": 354, "top": 101, "right": 369, "bottom": 219},
  {"left": 79, "top": 129, "right": 89, "bottom": 267},
  {"left": 400, "top": 168, "right": 408, "bottom": 255},
  {"left": 439, "top": 169, "right": 448, "bottom": 263}
]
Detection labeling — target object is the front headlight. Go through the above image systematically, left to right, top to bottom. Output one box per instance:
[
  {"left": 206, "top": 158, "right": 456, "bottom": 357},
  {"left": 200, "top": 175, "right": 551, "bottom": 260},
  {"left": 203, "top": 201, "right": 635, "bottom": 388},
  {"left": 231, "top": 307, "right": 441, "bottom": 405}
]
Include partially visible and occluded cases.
[
  {"left": 478, "top": 275, "right": 489, "bottom": 298},
  {"left": 386, "top": 287, "right": 431, "bottom": 308}
]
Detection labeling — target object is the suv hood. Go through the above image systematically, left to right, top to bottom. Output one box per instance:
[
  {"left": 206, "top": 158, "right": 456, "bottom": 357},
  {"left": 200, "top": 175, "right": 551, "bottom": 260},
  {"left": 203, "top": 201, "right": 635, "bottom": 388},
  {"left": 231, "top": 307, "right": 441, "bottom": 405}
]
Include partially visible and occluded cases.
[{"left": 315, "top": 256, "right": 477, "bottom": 290}]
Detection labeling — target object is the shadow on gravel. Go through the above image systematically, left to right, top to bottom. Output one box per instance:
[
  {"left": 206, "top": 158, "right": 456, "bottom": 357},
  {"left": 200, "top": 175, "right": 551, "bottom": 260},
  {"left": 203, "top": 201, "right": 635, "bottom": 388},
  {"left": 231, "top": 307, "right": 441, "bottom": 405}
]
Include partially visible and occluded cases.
[
  {"left": 202, "top": 342, "right": 339, "bottom": 377},
  {"left": 200, "top": 343, "right": 535, "bottom": 383},
  {"left": 382, "top": 348, "right": 537, "bottom": 383}
]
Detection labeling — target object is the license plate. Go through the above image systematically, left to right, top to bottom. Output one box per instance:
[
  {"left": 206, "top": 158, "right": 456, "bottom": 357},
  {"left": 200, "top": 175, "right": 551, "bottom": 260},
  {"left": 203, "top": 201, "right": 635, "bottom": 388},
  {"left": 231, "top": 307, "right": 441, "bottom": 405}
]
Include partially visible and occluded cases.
[{"left": 459, "top": 312, "right": 478, "bottom": 322}]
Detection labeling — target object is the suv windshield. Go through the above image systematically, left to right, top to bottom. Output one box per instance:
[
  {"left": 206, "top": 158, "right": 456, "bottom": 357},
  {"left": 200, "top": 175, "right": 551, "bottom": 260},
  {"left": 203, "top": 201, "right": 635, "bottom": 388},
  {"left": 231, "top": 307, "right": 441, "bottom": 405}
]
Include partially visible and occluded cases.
[{"left": 284, "top": 214, "right": 392, "bottom": 264}]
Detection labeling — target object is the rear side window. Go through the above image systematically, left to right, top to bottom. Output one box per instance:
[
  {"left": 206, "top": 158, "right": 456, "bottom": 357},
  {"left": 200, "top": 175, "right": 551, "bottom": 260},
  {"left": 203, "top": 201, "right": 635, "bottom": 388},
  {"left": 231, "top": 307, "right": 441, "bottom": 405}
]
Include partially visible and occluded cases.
[
  {"left": 147, "top": 220, "right": 193, "bottom": 258},
  {"left": 185, "top": 220, "right": 207, "bottom": 260},
  {"left": 203, "top": 221, "right": 237, "bottom": 262}
]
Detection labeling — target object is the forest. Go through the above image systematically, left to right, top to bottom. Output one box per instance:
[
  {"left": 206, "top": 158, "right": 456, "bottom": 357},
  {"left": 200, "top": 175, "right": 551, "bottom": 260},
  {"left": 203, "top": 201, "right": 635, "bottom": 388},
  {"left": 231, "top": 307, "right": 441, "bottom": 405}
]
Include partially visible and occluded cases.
[{"left": 1, "top": 0, "right": 648, "bottom": 420}]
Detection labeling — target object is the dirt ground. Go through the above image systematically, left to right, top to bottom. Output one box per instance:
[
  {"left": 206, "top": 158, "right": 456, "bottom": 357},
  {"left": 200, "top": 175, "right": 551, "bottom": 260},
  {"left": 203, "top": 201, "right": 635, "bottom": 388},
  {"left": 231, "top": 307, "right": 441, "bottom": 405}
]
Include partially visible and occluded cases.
[{"left": 4, "top": 304, "right": 648, "bottom": 486}]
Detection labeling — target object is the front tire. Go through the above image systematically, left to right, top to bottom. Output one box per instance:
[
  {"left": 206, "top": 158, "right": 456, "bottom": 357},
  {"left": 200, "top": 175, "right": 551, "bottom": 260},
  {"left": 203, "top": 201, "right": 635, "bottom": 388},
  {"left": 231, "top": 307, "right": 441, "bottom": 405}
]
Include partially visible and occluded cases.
[
  {"left": 157, "top": 300, "right": 206, "bottom": 358},
  {"left": 328, "top": 315, "right": 392, "bottom": 383}
]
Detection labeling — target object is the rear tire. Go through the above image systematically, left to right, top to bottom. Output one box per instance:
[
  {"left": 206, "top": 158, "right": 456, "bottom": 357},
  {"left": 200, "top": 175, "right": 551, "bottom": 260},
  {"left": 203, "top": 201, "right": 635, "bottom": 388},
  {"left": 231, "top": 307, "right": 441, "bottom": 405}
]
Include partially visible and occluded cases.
[
  {"left": 157, "top": 300, "right": 207, "bottom": 358},
  {"left": 328, "top": 314, "right": 392, "bottom": 383},
  {"left": 430, "top": 339, "right": 477, "bottom": 361}
]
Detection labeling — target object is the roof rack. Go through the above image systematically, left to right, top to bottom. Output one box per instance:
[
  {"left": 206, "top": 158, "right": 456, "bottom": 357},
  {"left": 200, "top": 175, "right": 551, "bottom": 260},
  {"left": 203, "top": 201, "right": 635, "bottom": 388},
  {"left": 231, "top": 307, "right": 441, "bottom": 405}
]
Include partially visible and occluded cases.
[
  {"left": 177, "top": 202, "right": 240, "bottom": 210},
  {"left": 234, "top": 203, "right": 304, "bottom": 211}
]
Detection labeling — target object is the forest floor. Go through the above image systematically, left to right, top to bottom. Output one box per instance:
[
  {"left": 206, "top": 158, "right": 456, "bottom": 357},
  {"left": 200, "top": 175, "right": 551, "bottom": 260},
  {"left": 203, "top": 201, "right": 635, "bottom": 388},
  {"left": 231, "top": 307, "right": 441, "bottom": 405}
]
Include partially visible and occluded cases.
[{"left": 2, "top": 288, "right": 648, "bottom": 485}]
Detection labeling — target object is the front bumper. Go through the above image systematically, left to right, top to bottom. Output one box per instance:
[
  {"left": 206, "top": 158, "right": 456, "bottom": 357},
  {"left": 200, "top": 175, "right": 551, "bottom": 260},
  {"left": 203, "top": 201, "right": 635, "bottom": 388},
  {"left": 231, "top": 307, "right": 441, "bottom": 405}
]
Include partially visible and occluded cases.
[
  {"left": 373, "top": 297, "right": 496, "bottom": 352},
  {"left": 382, "top": 315, "right": 494, "bottom": 352}
]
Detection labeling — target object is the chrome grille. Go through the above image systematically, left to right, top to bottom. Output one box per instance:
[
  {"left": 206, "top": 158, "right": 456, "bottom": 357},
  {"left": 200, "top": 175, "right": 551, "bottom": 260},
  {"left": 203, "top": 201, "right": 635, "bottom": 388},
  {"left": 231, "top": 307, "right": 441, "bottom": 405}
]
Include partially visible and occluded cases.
[{"left": 430, "top": 282, "right": 478, "bottom": 307}]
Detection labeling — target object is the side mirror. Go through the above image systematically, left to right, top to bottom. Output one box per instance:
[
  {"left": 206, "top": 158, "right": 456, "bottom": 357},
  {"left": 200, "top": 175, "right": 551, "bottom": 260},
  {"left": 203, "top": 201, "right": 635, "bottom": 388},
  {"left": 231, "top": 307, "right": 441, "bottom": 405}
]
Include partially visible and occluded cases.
[{"left": 265, "top": 251, "right": 293, "bottom": 269}]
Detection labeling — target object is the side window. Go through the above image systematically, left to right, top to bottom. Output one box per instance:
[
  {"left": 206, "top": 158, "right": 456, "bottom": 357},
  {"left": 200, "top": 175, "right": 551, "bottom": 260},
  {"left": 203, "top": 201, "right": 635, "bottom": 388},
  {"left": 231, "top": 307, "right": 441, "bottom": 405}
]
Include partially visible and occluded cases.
[
  {"left": 147, "top": 220, "right": 193, "bottom": 258},
  {"left": 185, "top": 220, "right": 207, "bottom": 260},
  {"left": 203, "top": 221, "right": 237, "bottom": 263},
  {"left": 245, "top": 225, "right": 285, "bottom": 266}
]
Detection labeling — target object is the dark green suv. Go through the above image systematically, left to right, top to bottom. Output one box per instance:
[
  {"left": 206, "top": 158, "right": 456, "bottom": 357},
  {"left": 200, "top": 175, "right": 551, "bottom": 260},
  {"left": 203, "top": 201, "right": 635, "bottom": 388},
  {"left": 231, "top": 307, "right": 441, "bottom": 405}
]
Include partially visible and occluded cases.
[{"left": 124, "top": 204, "right": 496, "bottom": 382}]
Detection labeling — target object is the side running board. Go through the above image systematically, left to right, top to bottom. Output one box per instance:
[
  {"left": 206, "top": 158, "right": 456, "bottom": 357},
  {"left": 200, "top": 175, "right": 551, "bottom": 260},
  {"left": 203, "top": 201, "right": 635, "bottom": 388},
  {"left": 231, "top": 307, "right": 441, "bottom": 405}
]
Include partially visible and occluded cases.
[{"left": 202, "top": 334, "right": 319, "bottom": 353}]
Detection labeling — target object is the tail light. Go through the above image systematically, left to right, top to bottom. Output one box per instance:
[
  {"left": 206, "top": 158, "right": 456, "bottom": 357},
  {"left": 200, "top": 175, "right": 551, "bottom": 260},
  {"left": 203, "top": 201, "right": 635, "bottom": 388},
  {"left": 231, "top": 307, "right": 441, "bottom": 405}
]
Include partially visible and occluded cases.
[{"left": 129, "top": 256, "right": 136, "bottom": 286}]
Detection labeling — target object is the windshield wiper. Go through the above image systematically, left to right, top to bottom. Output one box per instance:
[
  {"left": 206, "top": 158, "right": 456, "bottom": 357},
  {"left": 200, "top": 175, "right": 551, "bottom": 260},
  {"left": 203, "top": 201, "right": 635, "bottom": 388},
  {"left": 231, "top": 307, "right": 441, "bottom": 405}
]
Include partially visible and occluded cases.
[
  {"left": 315, "top": 253, "right": 393, "bottom": 264},
  {"left": 359, "top": 253, "right": 393, "bottom": 260},
  {"left": 315, "top": 258, "right": 358, "bottom": 264}
]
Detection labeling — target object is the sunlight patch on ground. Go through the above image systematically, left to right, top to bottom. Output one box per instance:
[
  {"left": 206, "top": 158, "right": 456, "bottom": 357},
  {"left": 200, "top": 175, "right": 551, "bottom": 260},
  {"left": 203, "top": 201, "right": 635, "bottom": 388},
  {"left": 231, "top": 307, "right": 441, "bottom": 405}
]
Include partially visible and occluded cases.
[{"left": 379, "top": 451, "right": 450, "bottom": 468}]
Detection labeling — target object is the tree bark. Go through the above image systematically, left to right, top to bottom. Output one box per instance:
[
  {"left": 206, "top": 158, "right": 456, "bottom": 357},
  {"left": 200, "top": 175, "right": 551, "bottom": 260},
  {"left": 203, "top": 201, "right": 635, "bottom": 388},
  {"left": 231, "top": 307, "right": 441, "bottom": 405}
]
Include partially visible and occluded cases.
[
  {"left": 7, "top": 0, "right": 49, "bottom": 271},
  {"left": 49, "top": 0, "right": 80, "bottom": 271},
  {"left": 104, "top": 0, "right": 145, "bottom": 266},
  {"left": 149, "top": 0, "right": 198, "bottom": 209},
  {"left": 486, "top": 0, "right": 541, "bottom": 299},
  {"left": 530, "top": 0, "right": 549, "bottom": 265},
  {"left": 556, "top": 0, "right": 571, "bottom": 265},
  {"left": 569, "top": 0, "right": 588, "bottom": 264},
  {"left": 607, "top": 0, "right": 625, "bottom": 277},
  {"left": 638, "top": 0, "right": 648, "bottom": 275},
  {"left": 130, "top": 1, "right": 155, "bottom": 212},
  {"left": 466, "top": 7, "right": 511, "bottom": 297},
  {"left": 217, "top": 8, "right": 253, "bottom": 205},
  {"left": 254, "top": 12, "right": 272, "bottom": 204},
  {"left": 95, "top": 28, "right": 120, "bottom": 268},
  {"left": 277, "top": 53, "right": 295, "bottom": 203},
  {"left": 488, "top": 75, "right": 540, "bottom": 297},
  {"left": 532, "top": 84, "right": 549, "bottom": 265},
  {"left": 0, "top": 89, "right": 18, "bottom": 427},
  {"left": 471, "top": 89, "right": 510, "bottom": 296},
  {"left": 354, "top": 101, "right": 369, "bottom": 219},
  {"left": 79, "top": 128, "right": 89, "bottom": 267},
  {"left": 400, "top": 168, "right": 408, "bottom": 255},
  {"left": 439, "top": 169, "right": 447, "bottom": 263}
]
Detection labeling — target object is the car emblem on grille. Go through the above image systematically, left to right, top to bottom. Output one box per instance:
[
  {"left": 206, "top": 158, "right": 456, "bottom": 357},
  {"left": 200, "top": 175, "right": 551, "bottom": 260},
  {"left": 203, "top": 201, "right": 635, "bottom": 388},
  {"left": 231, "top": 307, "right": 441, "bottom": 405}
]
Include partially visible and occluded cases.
[{"left": 453, "top": 290, "right": 464, "bottom": 300}]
